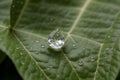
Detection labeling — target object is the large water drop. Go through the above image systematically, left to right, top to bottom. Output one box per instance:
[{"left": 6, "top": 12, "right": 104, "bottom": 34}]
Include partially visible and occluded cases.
[{"left": 48, "top": 29, "right": 64, "bottom": 51}]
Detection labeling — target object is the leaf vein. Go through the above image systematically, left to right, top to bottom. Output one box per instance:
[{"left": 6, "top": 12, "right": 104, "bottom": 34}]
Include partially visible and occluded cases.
[
  {"left": 13, "top": 0, "right": 29, "bottom": 28},
  {"left": 66, "top": 0, "right": 92, "bottom": 38},
  {"left": 0, "top": 25, "right": 9, "bottom": 29},
  {"left": 13, "top": 29, "right": 47, "bottom": 40},
  {"left": 13, "top": 33, "right": 51, "bottom": 80},
  {"left": 93, "top": 44, "right": 103, "bottom": 80},
  {"left": 62, "top": 52, "right": 81, "bottom": 80}
]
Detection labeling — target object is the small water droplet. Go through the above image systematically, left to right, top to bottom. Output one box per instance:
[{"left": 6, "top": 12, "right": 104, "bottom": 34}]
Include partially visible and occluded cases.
[
  {"left": 48, "top": 28, "right": 64, "bottom": 51},
  {"left": 56, "top": 33, "right": 59, "bottom": 37},
  {"left": 107, "top": 36, "right": 111, "bottom": 38},
  {"left": 35, "top": 41, "right": 39, "bottom": 43},
  {"left": 73, "top": 44, "right": 77, "bottom": 48},
  {"left": 41, "top": 45, "right": 45, "bottom": 48},
  {"left": 16, "top": 47, "right": 19, "bottom": 49},
  {"left": 83, "top": 48, "right": 86, "bottom": 50},
  {"left": 106, "top": 48, "right": 109, "bottom": 51},
  {"left": 20, "top": 53, "right": 23, "bottom": 55},
  {"left": 90, "top": 56, "right": 94, "bottom": 59},
  {"left": 90, "top": 57, "right": 95, "bottom": 62},
  {"left": 91, "top": 59, "right": 95, "bottom": 62},
  {"left": 21, "top": 61, "right": 25, "bottom": 65},
  {"left": 79, "top": 61, "right": 83, "bottom": 66},
  {"left": 49, "top": 65, "right": 53, "bottom": 68},
  {"left": 47, "top": 67, "right": 50, "bottom": 70},
  {"left": 57, "top": 74, "right": 60, "bottom": 78}
]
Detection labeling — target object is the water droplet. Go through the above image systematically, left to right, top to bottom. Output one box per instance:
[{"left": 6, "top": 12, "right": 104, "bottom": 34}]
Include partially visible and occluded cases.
[
  {"left": 48, "top": 29, "right": 64, "bottom": 51},
  {"left": 107, "top": 36, "right": 111, "bottom": 38},
  {"left": 35, "top": 41, "right": 39, "bottom": 43},
  {"left": 73, "top": 44, "right": 77, "bottom": 49},
  {"left": 41, "top": 45, "right": 45, "bottom": 48},
  {"left": 16, "top": 47, "right": 20, "bottom": 50},
  {"left": 16, "top": 48, "right": 19, "bottom": 49},
  {"left": 83, "top": 48, "right": 86, "bottom": 50},
  {"left": 106, "top": 48, "right": 109, "bottom": 51},
  {"left": 20, "top": 53, "right": 23, "bottom": 55},
  {"left": 90, "top": 56, "right": 95, "bottom": 62},
  {"left": 90, "top": 56, "right": 94, "bottom": 59},
  {"left": 91, "top": 59, "right": 95, "bottom": 62},
  {"left": 21, "top": 61, "right": 25, "bottom": 65},
  {"left": 79, "top": 61, "right": 83, "bottom": 66},
  {"left": 49, "top": 65, "right": 53, "bottom": 68},
  {"left": 47, "top": 67, "right": 50, "bottom": 70},
  {"left": 57, "top": 74, "right": 60, "bottom": 78}
]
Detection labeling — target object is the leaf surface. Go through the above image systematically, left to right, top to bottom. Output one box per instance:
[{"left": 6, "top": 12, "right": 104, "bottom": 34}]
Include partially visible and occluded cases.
[
  {"left": 0, "top": 0, "right": 120, "bottom": 80},
  {"left": 0, "top": 50, "right": 6, "bottom": 64}
]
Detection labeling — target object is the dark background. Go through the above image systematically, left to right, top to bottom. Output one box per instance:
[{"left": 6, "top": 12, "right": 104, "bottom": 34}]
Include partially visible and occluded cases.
[
  {"left": 0, "top": 55, "right": 119, "bottom": 80},
  {"left": 0, "top": 56, "right": 22, "bottom": 80}
]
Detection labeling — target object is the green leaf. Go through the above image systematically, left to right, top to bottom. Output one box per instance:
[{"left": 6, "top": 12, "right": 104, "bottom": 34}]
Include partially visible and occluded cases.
[
  {"left": 0, "top": 0, "right": 120, "bottom": 80},
  {"left": 0, "top": 0, "right": 11, "bottom": 64},
  {"left": 0, "top": 0, "right": 11, "bottom": 26},
  {"left": 0, "top": 50, "right": 6, "bottom": 64},
  {"left": 116, "top": 71, "right": 120, "bottom": 80}
]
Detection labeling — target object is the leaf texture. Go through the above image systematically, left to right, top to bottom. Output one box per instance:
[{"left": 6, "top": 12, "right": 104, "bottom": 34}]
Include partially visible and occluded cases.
[
  {"left": 0, "top": 0, "right": 120, "bottom": 80},
  {"left": 0, "top": 50, "right": 6, "bottom": 64}
]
